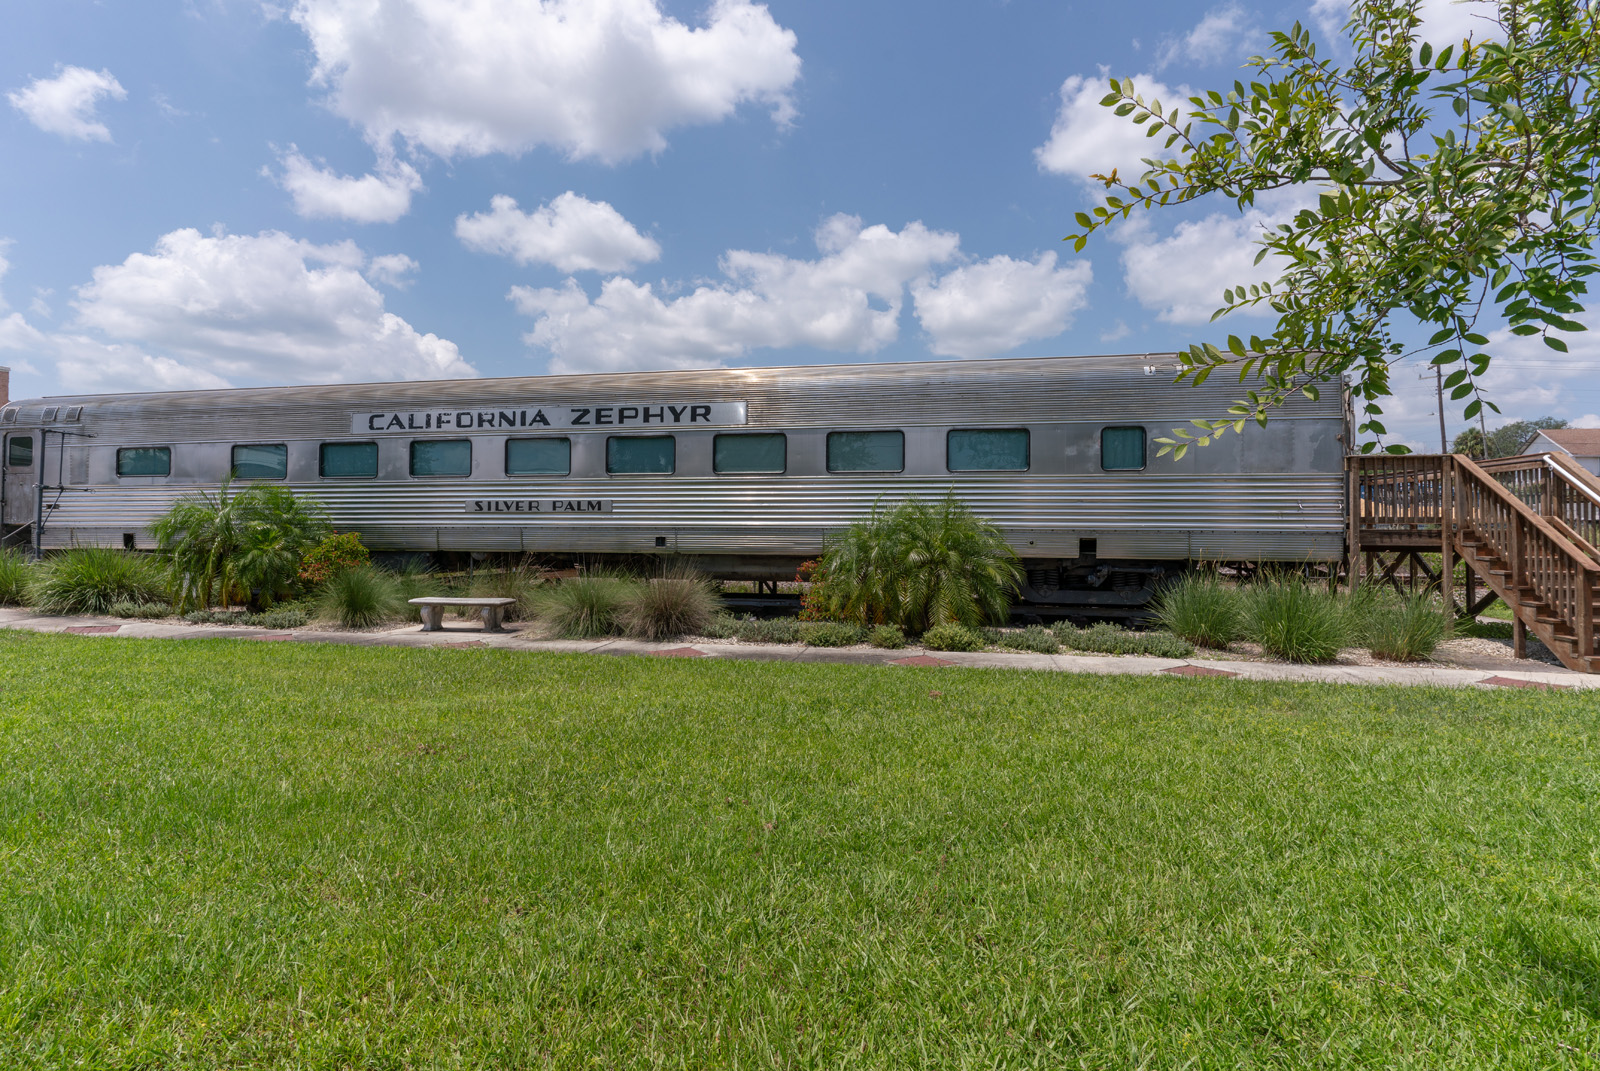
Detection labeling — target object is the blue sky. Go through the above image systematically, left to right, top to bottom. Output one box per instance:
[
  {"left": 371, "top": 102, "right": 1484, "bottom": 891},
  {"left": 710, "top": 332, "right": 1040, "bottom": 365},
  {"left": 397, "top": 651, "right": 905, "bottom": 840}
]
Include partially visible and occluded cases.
[{"left": 2, "top": 0, "right": 1595, "bottom": 447}]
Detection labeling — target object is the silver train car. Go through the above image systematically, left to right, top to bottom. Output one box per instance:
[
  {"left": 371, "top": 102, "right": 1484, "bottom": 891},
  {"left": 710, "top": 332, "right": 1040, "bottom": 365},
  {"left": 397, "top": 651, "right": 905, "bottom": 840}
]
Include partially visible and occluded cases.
[{"left": 0, "top": 354, "right": 1349, "bottom": 612}]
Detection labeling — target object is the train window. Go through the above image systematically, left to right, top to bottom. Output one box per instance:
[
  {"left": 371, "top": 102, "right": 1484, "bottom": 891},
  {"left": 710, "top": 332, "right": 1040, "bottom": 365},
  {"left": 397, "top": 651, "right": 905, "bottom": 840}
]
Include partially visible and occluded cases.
[
  {"left": 1101, "top": 426, "right": 1146, "bottom": 471},
  {"left": 947, "top": 428, "right": 1029, "bottom": 471},
  {"left": 826, "top": 430, "right": 904, "bottom": 473},
  {"left": 713, "top": 433, "right": 786, "bottom": 474},
  {"left": 6, "top": 435, "right": 32, "bottom": 469},
  {"left": 607, "top": 435, "right": 675, "bottom": 474},
  {"left": 505, "top": 437, "right": 571, "bottom": 476},
  {"left": 411, "top": 439, "right": 472, "bottom": 477},
  {"left": 320, "top": 442, "right": 378, "bottom": 479},
  {"left": 232, "top": 443, "right": 287, "bottom": 480},
  {"left": 117, "top": 447, "right": 171, "bottom": 477}
]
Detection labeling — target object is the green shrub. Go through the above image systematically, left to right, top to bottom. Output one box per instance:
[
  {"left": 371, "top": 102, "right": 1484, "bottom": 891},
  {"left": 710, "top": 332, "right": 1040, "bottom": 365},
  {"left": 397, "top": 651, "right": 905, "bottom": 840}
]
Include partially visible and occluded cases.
[
  {"left": 151, "top": 482, "right": 331, "bottom": 610},
  {"left": 814, "top": 493, "right": 1021, "bottom": 632},
  {"left": 297, "top": 531, "right": 371, "bottom": 588},
  {"left": 0, "top": 548, "right": 33, "bottom": 606},
  {"left": 30, "top": 548, "right": 169, "bottom": 615},
  {"left": 467, "top": 562, "right": 545, "bottom": 621},
  {"left": 315, "top": 565, "right": 403, "bottom": 629},
  {"left": 1155, "top": 572, "right": 1242, "bottom": 649},
  {"left": 532, "top": 575, "right": 638, "bottom": 639},
  {"left": 617, "top": 575, "right": 719, "bottom": 641},
  {"left": 1244, "top": 579, "right": 1348, "bottom": 663},
  {"left": 1361, "top": 594, "right": 1454, "bottom": 661},
  {"left": 108, "top": 599, "right": 172, "bottom": 619},
  {"left": 248, "top": 609, "right": 308, "bottom": 630},
  {"left": 700, "top": 613, "right": 743, "bottom": 639},
  {"left": 744, "top": 617, "right": 802, "bottom": 644},
  {"left": 798, "top": 621, "right": 865, "bottom": 647},
  {"left": 1053, "top": 621, "right": 1194, "bottom": 658},
  {"left": 868, "top": 623, "right": 906, "bottom": 649},
  {"left": 921, "top": 623, "right": 985, "bottom": 652},
  {"left": 994, "top": 625, "right": 1060, "bottom": 654}
]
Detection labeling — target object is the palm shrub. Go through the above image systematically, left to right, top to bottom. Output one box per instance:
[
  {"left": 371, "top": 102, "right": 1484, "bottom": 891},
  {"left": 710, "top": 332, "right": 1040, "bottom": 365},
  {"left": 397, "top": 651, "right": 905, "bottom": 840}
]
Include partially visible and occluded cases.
[
  {"left": 151, "top": 481, "right": 330, "bottom": 610},
  {"left": 814, "top": 493, "right": 1020, "bottom": 632},
  {"left": 0, "top": 547, "right": 32, "bottom": 606},
  {"left": 29, "top": 547, "right": 169, "bottom": 615},
  {"left": 315, "top": 565, "right": 403, "bottom": 628},
  {"left": 1155, "top": 571, "right": 1242, "bottom": 649},
  {"left": 617, "top": 573, "right": 719, "bottom": 640},
  {"left": 534, "top": 575, "right": 639, "bottom": 639},
  {"left": 1244, "top": 578, "right": 1348, "bottom": 663}
]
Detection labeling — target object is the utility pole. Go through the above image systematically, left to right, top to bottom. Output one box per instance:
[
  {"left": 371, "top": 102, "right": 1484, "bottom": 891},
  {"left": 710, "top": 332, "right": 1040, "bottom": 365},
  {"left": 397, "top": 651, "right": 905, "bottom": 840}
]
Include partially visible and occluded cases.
[{"left": 1435, "top": 365, "right": 1448, "bottom": 454}]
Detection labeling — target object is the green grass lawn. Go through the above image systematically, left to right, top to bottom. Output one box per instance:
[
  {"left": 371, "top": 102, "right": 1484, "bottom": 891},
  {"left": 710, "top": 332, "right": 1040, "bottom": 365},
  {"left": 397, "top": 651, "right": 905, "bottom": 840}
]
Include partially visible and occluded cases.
[{"left": 2, "top": 632, "right": 1599, "bottom": 1068}]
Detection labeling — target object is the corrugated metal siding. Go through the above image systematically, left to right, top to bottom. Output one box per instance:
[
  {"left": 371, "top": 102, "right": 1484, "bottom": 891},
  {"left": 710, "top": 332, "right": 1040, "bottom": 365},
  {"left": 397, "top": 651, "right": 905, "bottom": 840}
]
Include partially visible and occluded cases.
[{"left": 42, "top": 474, "right": 1344, "bottom": 559}]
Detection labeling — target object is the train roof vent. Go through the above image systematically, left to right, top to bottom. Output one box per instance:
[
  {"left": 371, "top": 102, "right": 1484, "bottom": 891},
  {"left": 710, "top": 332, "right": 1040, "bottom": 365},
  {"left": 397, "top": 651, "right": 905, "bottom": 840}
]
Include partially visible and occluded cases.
[
  {"left": 41, "top": 406, "right": 59, "bottom": 422},
  {"left": 64, "top": 406, "right": 82, "bottom": 422},
  {"left": 0, "top": 407, "right": 15, "bottom": 424}
]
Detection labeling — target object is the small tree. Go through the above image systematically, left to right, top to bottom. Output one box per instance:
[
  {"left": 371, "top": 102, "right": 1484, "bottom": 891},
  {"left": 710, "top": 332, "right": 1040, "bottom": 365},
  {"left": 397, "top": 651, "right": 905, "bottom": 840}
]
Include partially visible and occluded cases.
[
  {"left": 1068, "top": 0, "right": 1599, "bottom": 455},
  {"left": 1452, "top": 416, "right": 1567, "bottom": 457},
  {"left": 150, "top": 482, "right": 330, "bottom": 610},
  {"left": 815, "top": 494, "right": 1021, "bottom": 632}
]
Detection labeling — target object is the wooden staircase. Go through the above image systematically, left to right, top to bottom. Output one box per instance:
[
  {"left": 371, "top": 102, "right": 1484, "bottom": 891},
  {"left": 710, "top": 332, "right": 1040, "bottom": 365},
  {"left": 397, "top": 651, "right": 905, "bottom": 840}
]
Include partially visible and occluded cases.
[{"left": 1349, "top": 453, "right": 1600, "bottom": 673}]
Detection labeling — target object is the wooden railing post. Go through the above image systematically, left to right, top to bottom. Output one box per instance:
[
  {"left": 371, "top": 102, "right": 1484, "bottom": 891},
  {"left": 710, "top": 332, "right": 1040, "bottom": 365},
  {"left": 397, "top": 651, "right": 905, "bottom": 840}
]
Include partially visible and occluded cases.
[
  {"left": 1440, "top": 455, "right": 1454, "bottom": 610},
  {"left": 1580, "top": 568, "right": 1596, "bottom": 662}
]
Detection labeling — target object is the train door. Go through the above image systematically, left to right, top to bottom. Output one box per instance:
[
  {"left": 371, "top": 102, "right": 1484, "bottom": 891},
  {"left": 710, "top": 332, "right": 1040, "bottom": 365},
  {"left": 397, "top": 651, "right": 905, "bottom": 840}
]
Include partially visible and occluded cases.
[{"left": 2, "top": 431, "right": 37, "bottom": 533}]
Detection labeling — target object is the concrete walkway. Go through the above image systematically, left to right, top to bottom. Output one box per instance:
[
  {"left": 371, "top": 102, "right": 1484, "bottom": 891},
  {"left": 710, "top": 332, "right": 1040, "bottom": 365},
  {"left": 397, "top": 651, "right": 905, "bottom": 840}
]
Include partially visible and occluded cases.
[{"left": 2, "top": 607, "right": 1594, "bottom": 692}]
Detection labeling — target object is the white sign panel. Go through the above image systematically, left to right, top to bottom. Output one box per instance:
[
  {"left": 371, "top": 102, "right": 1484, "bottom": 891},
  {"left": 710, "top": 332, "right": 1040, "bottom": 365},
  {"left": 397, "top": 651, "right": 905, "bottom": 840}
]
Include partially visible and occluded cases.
[{"left": 355, "top": 402, "right": 746, "bottom": 435}]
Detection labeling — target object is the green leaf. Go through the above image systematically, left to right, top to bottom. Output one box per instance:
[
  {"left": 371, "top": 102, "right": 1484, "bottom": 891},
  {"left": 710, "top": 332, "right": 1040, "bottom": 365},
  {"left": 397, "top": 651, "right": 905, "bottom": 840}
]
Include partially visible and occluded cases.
[
  {"left": 1074, "top": 211, "right": 1093, "bottom": 228},
  {"left": 1544, "top": 336, "right": 1569, "bottom": 352}
]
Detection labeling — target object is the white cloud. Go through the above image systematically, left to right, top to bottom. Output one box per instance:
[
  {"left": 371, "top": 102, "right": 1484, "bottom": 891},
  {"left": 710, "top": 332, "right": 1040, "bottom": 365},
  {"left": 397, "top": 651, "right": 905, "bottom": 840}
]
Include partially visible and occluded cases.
[
  {"left": 286, "top": 0, "right": 801, "bottom": 164},
  {"left": 1311, "top": 0, "right": 1500, "bottom": 43},
  {"left": 1158, "top": 3, "right": 1259, "bottom": 68},
  {"left": 7, "top": 66, "right": 127, "bottom": 142},
  {"left": 1036, "top": 72, "right": 1187, "bottom": 187},
  {"left": 275, "top": 148, "right": 423, "bottom": 223},
  {"left": 1115, "top": 188, "right": 1310, "bottom": 324},
  {"left": 456, "top": 193, "right": 661, "bottom": 273},
  {"left": 513, "top": 214, "right": 961, "bottom": 373},
  {"left": 67, "top": 228, "right": 472, "bottom": 386},
  {"left": 0, "top": 242, "right": 11, "bottom": 310},
  {"left": 364, "top": 253, "right": 418, "bottom": 288},
  {"left": 911, "top": 253, "right": 1092, "bottom": 359},
  {"left": 1573, "top": 414, "right": 1600, "bottom": 429}
]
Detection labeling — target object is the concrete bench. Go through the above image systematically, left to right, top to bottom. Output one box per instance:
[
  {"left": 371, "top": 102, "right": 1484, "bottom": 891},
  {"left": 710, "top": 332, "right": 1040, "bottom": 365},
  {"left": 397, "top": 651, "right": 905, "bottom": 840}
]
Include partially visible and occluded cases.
[{"left": 409, "top": 597, "right": 518, "bottom": 633}]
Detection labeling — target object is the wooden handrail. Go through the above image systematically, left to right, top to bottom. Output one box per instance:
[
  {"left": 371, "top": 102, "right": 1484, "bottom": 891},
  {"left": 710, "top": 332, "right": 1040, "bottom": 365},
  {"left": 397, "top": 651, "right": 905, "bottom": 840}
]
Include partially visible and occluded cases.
[{"left": 1469, "top": 452, "right": 1600, "bottom": 562}]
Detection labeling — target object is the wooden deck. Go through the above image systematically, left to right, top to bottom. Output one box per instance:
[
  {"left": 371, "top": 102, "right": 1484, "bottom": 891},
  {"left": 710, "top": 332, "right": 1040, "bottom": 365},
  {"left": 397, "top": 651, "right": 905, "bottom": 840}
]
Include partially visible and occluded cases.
[{"left": 1348, "top": 453, "right": 1600, "bottom": 673}]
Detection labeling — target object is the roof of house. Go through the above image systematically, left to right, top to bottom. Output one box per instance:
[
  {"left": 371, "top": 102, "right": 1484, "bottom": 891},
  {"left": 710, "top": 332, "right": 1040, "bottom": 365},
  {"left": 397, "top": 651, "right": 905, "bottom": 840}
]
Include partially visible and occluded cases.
[{"left": 1537, "top": 428, "right": 1600, "bottom": 456}]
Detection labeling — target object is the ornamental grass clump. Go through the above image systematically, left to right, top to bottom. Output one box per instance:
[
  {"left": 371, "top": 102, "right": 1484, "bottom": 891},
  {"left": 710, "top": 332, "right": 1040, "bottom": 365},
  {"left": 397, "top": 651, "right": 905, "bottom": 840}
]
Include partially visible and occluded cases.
[
  {"left": 814, "top": 493, "right": 1020, "bottom": 633},
  {"left": 0, "top": 547, "right": 32, "bottom": 606},
  {"left": 30, "top": 547, "right": 169, "bottom": 615},
  {"left": 467, "top": 561, "right": 545, "bottom": 621},
  {"left": 316, "top": 565, "right": 403, "bottom": 629},
  {"left": 1155, "top": 571, "right": 1242, "bottom": 649},
  {"left": 617, "top": 574, "right": 718, "bottom": 641},
  {"left": 533, "top": 575, "right": 639, "bottom": 639},
  {"left": 1244, "top": 578, "right": 1348, "bottom": 664},
  {"left": 1360, "top": 592, "right": 1454, "bottom": 662},
  {"left": 108, "top": 599, "right": 172, "bottom": 619},
  {"left": 994, "top": 625, "right": 1061, "bottom": 654}
]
